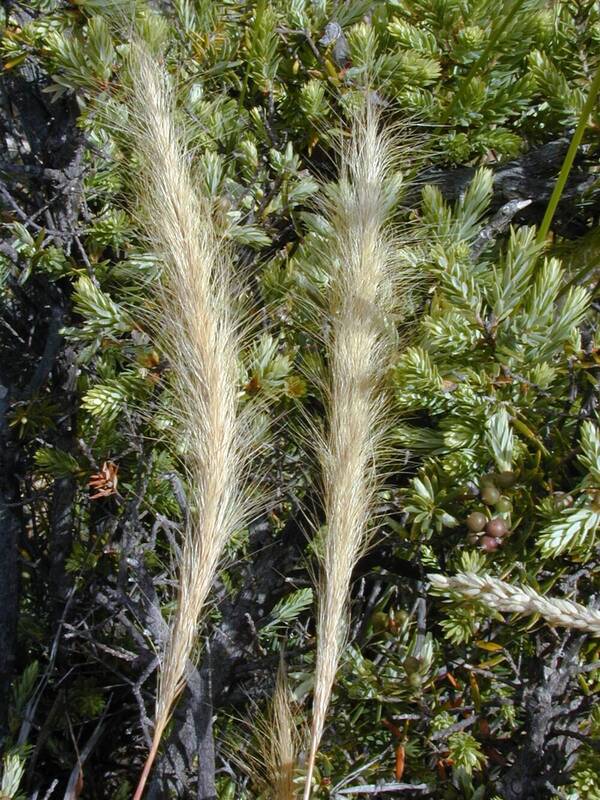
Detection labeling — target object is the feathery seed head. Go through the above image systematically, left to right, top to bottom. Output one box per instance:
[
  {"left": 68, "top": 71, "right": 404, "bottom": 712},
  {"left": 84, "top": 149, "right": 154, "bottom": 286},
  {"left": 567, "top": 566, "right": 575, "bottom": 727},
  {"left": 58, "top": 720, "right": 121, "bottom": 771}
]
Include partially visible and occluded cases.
[
  {"left": 122, "top": 40, "right": 264, "bottom": 798},
  {"left": 303, "top": 96, "right": 419, "bottom": 798}
]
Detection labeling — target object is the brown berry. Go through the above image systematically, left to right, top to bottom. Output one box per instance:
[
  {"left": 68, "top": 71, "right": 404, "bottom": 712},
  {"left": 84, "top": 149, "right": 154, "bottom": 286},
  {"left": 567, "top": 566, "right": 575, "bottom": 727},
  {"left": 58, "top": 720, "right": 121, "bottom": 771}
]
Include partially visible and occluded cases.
[
  {"left": 496, "top": 470, "right": 517, "bottom": 488},
  {"left": 480, "top": 473, "right": 498, "bottom": 488},
  {"left": 481, "top": 486, "right": 501, "bottom": 505},
  {"left": 466, "top": 512, "right": 487, "bottom": 532},
  {"left": 485, "top": 517, "right": 508, "bottom": 538},
  {"left": 480, "top": 535, "right": 501, "bottom": 552},
  {"left": 371, "top": 612, "right": 388, "bottom": 633},
  {"left": 403, "top": 655, "right": 421, "bottom": 674}
]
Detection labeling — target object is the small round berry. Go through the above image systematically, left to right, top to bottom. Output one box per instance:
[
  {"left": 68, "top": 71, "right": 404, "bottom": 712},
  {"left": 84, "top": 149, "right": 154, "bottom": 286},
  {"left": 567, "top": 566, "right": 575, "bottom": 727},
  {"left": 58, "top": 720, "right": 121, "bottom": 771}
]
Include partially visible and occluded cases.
[
  {"left": 496, "top": 470, "right": 517, "bottom": 488},
  {"left": 480, "top": 473, "right": 498, "bottom": 488},
  {"left": 481, "top": 486, "right": 501, "bottom": 505},
  {"left": 495, "top": 497, "right": 513, "bottom": 513},
  {"left": 466, "top": 511, "right": 487, "bottom": 532},
  {"left": 485, "top": 517, "right": 508, "bottom": 538},
  {"left": 467, "top": 531, "right": 481, "bottom": 545},
  {"left": 480, "top": 535, "right": 501, "bottom": 552},
  {"left": 395, "top": 610, "right": 409, "bottom": 626},
  {"left": 371, "top": 612, "right": 388, "bottom": 633},
  {"left": 403, "top": 655, "right": 421, "bottom": 674},
  {"left": 408, "top": 672, "right": 421, "bottom": 688}
]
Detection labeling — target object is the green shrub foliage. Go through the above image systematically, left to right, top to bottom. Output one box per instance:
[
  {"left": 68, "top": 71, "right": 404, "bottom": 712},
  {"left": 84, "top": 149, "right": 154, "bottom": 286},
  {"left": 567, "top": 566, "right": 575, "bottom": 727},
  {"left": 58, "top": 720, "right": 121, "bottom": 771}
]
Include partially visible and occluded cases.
[{"left": 0, "top": 0, "right": 598, "bottom": 798}]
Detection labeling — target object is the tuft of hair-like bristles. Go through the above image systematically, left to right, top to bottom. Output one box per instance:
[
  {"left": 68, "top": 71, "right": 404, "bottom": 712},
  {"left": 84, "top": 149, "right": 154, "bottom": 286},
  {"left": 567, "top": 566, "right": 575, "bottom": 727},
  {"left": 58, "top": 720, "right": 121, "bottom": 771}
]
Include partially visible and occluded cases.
[
  {"left": 123, "top": 43, "right": 257, "bottom": 799},
  {"left": 303, "top": 100, "right": 414, "bottom": 799},
  {"left": 226, "top": 657, "right": 299, "bottom": 800},
  {"left": 268, "top": 661, "right": 299, "bottom": 800}
]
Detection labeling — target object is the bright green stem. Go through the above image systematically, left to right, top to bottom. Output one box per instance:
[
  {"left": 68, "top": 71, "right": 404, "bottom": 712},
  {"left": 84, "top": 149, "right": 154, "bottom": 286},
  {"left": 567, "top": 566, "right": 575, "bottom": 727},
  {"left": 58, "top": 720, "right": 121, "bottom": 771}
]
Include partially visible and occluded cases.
[
  {"left": 445, "top": 0, "right": 527, "bottom": 122},
  {"left": 537, "top": 61, "right": 600, "bottom": 244}
]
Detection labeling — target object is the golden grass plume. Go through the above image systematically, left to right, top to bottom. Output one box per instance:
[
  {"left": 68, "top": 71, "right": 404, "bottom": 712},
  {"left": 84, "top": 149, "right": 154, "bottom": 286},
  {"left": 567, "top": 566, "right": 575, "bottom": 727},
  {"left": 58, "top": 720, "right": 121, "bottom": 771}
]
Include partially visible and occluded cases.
[
  {"left": 121, "top": 42, "right": 261, "bottom": 798},
  {"left": 303, "top": 97, "right": 416, "bottom": 798},
  {"left": 226, "top": 656, "right": 300, "bottom": 800},
  {"left": 268, "top": 660, "right": 300, "bottom": 800}
]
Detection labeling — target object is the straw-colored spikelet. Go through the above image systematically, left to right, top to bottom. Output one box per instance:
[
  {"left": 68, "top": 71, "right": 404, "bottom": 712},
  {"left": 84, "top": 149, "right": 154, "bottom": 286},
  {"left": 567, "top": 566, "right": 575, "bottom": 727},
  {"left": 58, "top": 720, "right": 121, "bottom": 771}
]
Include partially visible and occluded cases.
[
  {"left": 123, "top": 44, "right": 256, "bottom": 798},
  {"left": 303, "top": 100, "right": 413, "bottom": 799},
  {"left": 429, "top": 572, "right": 600, "bottom": 636},
  {"left": 227, "top": 657, "right": 299, "bottom": 800},
  {"left": 266, "top": 660, "right": 299, "bottom": 800}
]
